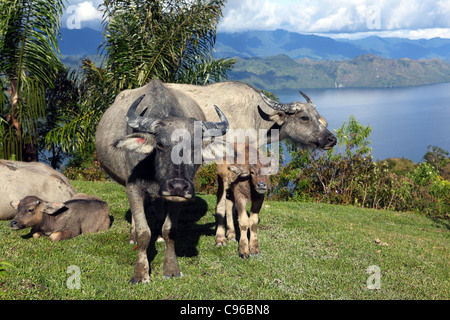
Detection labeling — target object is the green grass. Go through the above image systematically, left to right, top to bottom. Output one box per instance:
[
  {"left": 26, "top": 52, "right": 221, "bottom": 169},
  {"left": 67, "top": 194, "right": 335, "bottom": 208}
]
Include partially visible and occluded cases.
[{"left": 1, "top": 180, "right": 448, "bottom": 300}]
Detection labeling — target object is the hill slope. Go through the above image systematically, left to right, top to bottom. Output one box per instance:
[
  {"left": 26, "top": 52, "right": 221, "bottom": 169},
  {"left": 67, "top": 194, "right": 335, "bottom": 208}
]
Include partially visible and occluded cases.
[
  {"left": 228, "top": 54, "right": 450, "bottom": 90},
  {"left": 0, "top": 180, "right": 448, "bottom": 300}
]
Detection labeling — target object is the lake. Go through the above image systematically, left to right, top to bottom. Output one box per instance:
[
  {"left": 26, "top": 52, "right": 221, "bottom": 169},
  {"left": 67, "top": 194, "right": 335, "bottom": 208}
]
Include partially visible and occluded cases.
[{"left": 274, "top": 82, "right": 450, "bottom": 163}]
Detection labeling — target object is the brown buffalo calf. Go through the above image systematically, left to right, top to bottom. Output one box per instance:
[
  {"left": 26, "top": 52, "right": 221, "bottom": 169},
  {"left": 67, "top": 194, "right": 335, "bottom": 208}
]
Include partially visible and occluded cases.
[
  {"left": 215, "top": 143, "right": 272, "bottom": 258},
  {"left": 10, "top": 194, "right": 110, "bottom": 241}
]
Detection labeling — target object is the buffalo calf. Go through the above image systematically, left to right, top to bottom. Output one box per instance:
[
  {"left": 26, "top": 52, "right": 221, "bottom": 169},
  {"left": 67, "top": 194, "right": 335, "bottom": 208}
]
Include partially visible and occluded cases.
[
  {"left": 215, "top": 143, "right": 272, "bottom": 258},
  {"left": 10, "top": 194, "right": 110, "bottom": 241}
]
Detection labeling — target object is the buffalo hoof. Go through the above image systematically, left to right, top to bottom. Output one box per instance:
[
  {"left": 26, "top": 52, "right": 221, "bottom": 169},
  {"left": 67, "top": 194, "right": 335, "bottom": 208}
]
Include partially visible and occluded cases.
[
  {"left": 156, "top": 235, "right": 165, "bottom": 243},
  {"left": 239, "top": 253, "right": 250, "bottom": 259},
  {"left": 163, "top": 272, "right": 183, "bottom": 279},
  {"left": 129, "top": 277, "right": 150, "bottom": 285}
]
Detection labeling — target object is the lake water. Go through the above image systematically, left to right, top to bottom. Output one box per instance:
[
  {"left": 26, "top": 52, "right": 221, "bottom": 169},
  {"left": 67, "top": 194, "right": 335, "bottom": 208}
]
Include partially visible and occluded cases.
[{"left": 274, "top": 82, "right": 450, "bottom": 163}]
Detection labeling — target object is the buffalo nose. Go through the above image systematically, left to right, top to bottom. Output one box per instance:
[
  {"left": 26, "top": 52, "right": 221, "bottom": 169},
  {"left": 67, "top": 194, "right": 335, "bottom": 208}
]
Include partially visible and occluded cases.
[
  {"left": 328, "top": 135, "right": 337, "bottom": 146},
  {"left": 168, "top": 179, "right": 189, "bottom": 195},
  {"left": 257, "top": 182, "right": 267, "bottom": 189},
  {"left": 10, "top": 220, "right": 18, "bottom": 228}
]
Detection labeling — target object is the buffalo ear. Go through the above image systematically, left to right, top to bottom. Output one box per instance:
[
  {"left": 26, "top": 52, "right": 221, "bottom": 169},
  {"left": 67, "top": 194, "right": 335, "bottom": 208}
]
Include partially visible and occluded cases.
[
  {"left": 269, "top": 111, "right": 287, "bottom": 125},
  {"left": 114, "top": 133, "right": 156, "bottom": 154},
  {"left": 228, "top": 165, "right": 250, "bottom": 179},
  {"left": 10, "top": 200, "right": 20, "bottom": 210},
  {"left": 43, "top": 202, "right": 66, "bottom": 215}
]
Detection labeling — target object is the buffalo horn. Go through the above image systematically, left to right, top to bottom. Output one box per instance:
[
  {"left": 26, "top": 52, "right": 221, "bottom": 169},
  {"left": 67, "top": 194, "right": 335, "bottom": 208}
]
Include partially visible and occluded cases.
[
  {"left": 298, "top": 90, "right": 316, "bottom": 108},
  {"left": 260, "top": 92, "right": 292, "bottom": 113},
  {"left": 126, "top": 94, "right": 159, "bottom": 133},
  {"left": 202, "top": 105, "right": 229, "bottom": 138}
]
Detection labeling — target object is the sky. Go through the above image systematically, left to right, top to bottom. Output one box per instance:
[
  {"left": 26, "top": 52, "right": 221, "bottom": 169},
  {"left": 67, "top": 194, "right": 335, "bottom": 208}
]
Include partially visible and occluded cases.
[{"left": 62, "top": 0, "right": 450, "bottom": 39}]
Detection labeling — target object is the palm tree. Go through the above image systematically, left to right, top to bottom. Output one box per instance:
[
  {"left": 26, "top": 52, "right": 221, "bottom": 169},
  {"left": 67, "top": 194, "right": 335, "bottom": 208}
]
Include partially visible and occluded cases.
[
  {"left": 0, "top": 0, "right": 64, "bottom": 161},
  {"left": 101, "top": 0, "right": 235, "bottom": 92}
]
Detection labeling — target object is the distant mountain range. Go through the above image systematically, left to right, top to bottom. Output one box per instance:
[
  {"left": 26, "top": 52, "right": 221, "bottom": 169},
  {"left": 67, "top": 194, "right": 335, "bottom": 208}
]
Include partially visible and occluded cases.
[
  {"left": 58, "top": 28, "right": 450, "bottom": 89},
  {"left": 215, "top": 29, "right": 450, "bottom": 61},
  {"left": 229, "top": 54, "right": 450, "bottom": 90}
]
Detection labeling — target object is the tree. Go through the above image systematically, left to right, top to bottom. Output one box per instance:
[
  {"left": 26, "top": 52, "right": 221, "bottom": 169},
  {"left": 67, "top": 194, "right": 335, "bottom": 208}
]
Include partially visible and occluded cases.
[
  {"left": 0, "top": 0, "right": 64, "bottom": 161},
  {"left": 100, "top": 0, "right": 235, "bottom": 91},
  {"left": 39, "top": 67, "right": 80, "bottom": 169},
  {"left": 423, "top": 145, "right": 449, "bottom": 173}
]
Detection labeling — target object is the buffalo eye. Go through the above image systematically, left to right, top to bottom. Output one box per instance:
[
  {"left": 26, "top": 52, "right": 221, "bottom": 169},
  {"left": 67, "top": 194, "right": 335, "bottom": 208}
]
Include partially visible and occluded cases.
[
  {"left": 300, "top": 116, "right": 309, "bottom": 121},
  {"left": 27, "top": 208, "right": 35, "bottom": 214}
]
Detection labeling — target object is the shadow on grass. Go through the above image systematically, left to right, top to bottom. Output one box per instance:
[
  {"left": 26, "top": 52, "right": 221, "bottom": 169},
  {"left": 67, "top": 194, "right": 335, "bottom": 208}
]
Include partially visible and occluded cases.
[{"left": 124, "top": 195, "right": 213, "bottom": 267}]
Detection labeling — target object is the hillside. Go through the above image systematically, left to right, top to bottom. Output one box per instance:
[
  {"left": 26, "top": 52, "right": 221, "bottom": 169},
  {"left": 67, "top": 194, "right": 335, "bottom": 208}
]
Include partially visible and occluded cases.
[
  {"left": 215, "top": 29, "right": 450, "bottom": 61},
  {"left": 228, "top": 54, "right": 450, "bottom": 90},
  {"left": 1, "top": 180, "right": 448, "bottom": 300}
]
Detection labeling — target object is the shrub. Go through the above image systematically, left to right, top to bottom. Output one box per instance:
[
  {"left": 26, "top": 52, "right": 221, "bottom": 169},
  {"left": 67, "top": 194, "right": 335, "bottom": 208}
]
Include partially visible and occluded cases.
[
  {"left": 268, "top": 116, "right": 449, "bottom": 219},
  {"left": 63, "top": 155, "right": 108, "bottom": 181},
  {"left": 194, "top": 162, "right": 218, "bottom": 194}
]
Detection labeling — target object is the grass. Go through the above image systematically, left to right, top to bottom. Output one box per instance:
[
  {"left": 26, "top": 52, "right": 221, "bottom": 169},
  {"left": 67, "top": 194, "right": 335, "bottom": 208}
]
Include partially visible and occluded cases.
[{"left": 0, "top": 180, "right": 449, "bottom": 300}]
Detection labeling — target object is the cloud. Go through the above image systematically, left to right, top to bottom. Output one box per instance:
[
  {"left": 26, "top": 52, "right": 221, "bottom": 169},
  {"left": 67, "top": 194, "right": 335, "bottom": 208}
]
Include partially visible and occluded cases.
[
  {"left": 63, "top": 0, "right": 103, "bottom": 29},
  {"left": 220, "top": 0, "right": 450, "bottom": 38}
]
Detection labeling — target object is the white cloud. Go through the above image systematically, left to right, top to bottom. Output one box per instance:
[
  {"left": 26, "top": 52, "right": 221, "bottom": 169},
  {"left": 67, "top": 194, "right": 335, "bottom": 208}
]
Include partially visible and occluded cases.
[
  {"left": 63, "top": 0, "right": 103, "bottom": 29},
  {"left": 220, "top": 0, "right": 450, "bottom": 39}
]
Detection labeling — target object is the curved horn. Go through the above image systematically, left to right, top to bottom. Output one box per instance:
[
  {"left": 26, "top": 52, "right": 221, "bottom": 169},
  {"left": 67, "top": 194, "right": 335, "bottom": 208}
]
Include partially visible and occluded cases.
[
  {"left": 298, "top": 90, "right": 316, "bottom": 108},
  {"left": 260, "top": 92, "right": 292, "bottom": 113},
  {"left": 126, "top": 94, "right": 159, "bottom": 133},
  {"left": 202, "top": 105, "right": 229, "bottom": 138}
]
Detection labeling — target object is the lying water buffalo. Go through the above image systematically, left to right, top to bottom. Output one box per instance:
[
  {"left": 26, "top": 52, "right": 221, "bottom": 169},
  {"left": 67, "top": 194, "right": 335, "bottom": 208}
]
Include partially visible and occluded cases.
[
  {"left": 95, "top": 79, "right": 229, "bottom": 283},
  {"left": 165, "top": 81, "right": 337, "bottom": 149},
  {"left": 0, "top": 160, "right": 76, "bottom": 220},
  {"left": 10, "top": 193, "right": 110, "bottom": 241}
]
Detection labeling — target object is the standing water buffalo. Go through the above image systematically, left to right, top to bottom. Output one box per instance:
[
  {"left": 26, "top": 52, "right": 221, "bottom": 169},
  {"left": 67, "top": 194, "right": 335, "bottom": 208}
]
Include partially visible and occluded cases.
[
  {"left": 95, "top": 79, "right": 229, "bottom": 283},
  {"left": 165, "top": 81, "right": 337, "bottom": 149},
  {"left": 215, "top": 143, "right": 273, "bottom": 258},
  {"left": 0, "top": 160, "right": 77, "bottom": 220},
  {"left": 10, "top": 193, "right": 110, "bottom": 241}
]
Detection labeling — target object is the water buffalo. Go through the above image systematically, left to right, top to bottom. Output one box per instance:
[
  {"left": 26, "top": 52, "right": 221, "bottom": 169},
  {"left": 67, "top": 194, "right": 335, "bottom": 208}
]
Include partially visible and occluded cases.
[
  {"left": 95, "top": 79, "right": 229, "bottom": 283},
  {"left": 165, "top": 81, "right": 337, "bottom": 149},
  {"left": 215, "top": 143, "right": 272, "bottom": 258},
  {"left": 0, "top": 160, "right": 76, "bottom": 220},
  {"left": 9, "top": 193, "right": 110, "bottom": 241}
]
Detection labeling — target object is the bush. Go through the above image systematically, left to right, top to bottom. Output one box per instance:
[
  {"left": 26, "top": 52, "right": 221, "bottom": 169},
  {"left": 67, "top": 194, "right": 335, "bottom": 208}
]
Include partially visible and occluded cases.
[
  {"left": 268, "top": 116, "right": 449, "bottom": 219},
  {"left": 63, "top": 155, "right": 108, "bottom": 181},
  {"left": 194, "top": 162, "right": 218, "bottom": 194}
]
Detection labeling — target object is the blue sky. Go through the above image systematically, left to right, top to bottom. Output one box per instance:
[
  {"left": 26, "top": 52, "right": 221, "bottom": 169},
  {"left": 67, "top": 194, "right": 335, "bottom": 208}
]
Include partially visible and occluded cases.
[{"left": 62, "top": 0, "right": 450, "bottom": 39}]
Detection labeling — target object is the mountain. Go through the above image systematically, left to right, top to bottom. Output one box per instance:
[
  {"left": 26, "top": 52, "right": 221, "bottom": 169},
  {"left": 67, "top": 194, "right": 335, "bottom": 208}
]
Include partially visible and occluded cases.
[
  {"left": 57, "top": 28, "right": 450, "bottom": 89},
  {"left": 215, "top": 29, "right": 450, "bottom": 61},
  {"left": 228, "top": 54, "right": 450, "bottom": 90}
]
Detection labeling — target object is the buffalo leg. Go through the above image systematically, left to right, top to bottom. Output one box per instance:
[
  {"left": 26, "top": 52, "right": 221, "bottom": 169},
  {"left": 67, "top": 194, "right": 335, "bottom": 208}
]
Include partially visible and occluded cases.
[
  {"left": 215, "top": 176, "right": 227, "bottom": 246},
  {"left": 127, "top": 185, "right": 151, "bottom": 284},
  {"left": 225, "top": 198, "right": 236, "bottom": 241},
  {"left": 236, "top": 198, "right": 249, "bottom": 258},
  {"left": 249, "top": 199, "right": 263, "bottom": 256},
  {"left": 162, "top": 202, "right": 182, "bottom": 278},
  {"left": 249, "top": 212, "right": 260, "bottom": 256}
]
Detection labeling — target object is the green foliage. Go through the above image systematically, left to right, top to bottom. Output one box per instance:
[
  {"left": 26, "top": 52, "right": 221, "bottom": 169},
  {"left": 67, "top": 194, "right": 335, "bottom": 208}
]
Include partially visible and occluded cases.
[
  {"left": 0, "top": 0, "right": 65, "bottom": 161},
  {"left": 101, "top": 0, "right": 234, "bottom": 92},
  {"left": 269, "top": 116, "right": 449, "bottom": 219},
  {"left": 63, "top": 155, "right": 109, "bottom": 182},
  {"left": 194, "top": 162, "right": 218, "bottom": 194},
  {"left": 0, "top": 259, "right": 14, "bottom": 278}
]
